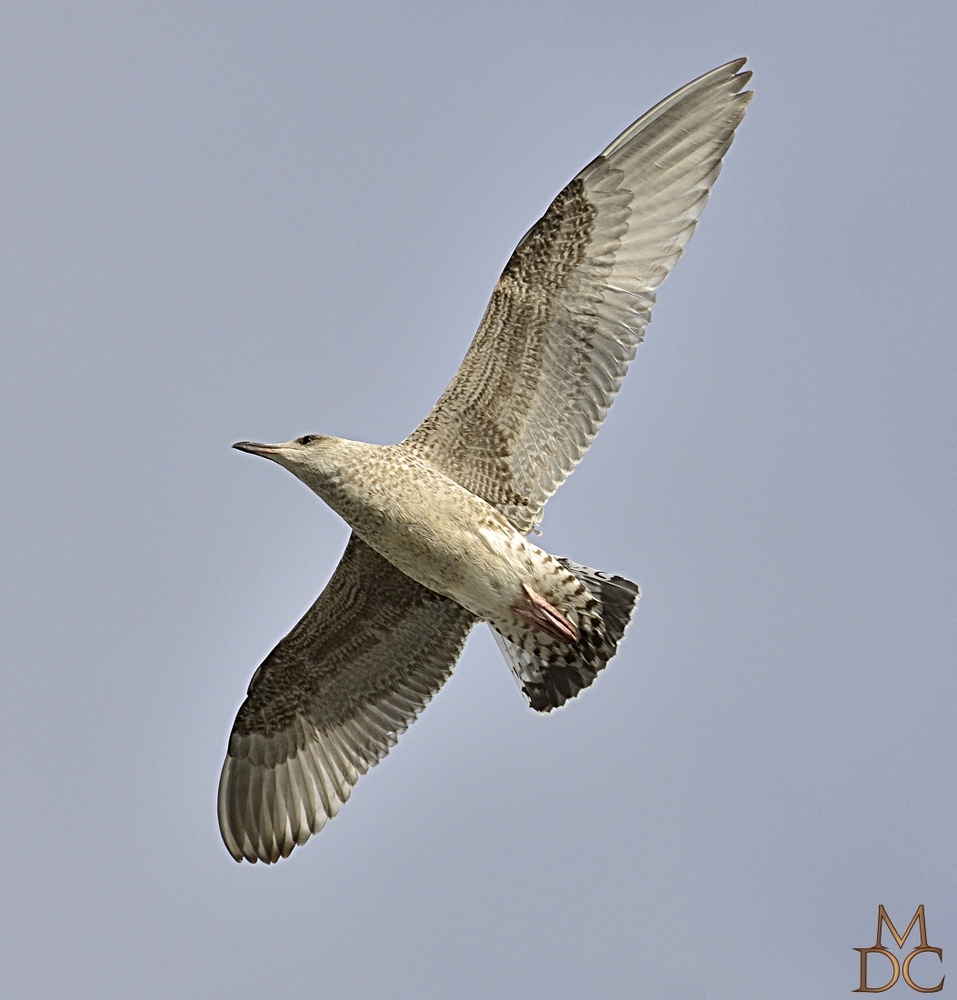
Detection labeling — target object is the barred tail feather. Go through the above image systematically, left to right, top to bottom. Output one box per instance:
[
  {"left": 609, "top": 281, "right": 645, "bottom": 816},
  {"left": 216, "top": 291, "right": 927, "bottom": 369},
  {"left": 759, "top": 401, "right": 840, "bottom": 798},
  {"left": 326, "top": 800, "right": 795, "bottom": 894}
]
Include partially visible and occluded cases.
[{"left": 492, "top": 560, "right": 639, "bottom": 712}]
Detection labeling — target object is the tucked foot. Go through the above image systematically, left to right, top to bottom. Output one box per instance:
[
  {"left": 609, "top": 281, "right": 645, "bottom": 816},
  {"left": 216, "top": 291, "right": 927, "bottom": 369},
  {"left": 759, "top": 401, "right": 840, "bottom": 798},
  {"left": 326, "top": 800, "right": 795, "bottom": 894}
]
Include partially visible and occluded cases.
[
  {"left": 494, "top": 559, "right": 640, "bottom": 712},
  {"left": 515, "top": 583, "right": 579, "bottom": 643}
]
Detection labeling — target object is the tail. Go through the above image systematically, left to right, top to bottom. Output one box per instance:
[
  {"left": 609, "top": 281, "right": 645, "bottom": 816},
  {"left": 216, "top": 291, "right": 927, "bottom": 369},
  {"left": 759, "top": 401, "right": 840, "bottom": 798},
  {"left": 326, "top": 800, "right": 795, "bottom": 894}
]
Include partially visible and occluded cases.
[{"left": 492, "top": 560, "right": 639, "bottom": 712}]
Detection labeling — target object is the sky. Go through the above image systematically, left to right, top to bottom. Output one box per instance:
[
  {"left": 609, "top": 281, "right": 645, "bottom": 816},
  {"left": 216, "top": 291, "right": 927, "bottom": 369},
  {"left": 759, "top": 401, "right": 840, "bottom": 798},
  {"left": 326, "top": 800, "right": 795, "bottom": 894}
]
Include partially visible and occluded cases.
[{"left": 2, "top": 2, "right": 956, "bottom": 998}]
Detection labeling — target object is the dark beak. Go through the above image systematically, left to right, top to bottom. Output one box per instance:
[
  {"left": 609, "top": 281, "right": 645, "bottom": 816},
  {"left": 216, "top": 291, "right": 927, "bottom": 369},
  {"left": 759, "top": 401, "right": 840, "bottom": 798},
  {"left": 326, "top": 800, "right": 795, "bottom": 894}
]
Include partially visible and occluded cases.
[{"left": 232, "top": 441, "right": 282, "bottom": 458}]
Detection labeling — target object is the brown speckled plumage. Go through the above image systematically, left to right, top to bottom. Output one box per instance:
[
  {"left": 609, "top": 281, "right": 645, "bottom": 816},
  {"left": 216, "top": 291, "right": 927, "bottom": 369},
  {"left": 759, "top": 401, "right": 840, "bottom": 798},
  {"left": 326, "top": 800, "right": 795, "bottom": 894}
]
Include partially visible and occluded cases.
[
  {"left": 220, "top": 60, "right": 753, "bottom": 862},
  {"left": 219, "top": 535, "right": 475, "bottom": 863}
]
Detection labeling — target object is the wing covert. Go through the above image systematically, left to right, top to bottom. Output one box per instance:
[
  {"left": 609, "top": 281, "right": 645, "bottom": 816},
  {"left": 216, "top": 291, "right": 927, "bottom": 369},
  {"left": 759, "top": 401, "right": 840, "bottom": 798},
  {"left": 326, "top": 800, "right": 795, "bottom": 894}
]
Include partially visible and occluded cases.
[
  {"left": 402, "top": 59, "right": 753, "bottom": 531},
  {"left": 218, "top": 533, "right": 476, "bottom": 863}
]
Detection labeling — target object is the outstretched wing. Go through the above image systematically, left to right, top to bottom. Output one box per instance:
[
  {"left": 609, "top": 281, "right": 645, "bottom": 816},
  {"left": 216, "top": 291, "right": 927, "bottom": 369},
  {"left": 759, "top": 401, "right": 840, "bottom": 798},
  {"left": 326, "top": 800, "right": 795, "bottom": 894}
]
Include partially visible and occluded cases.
[
  {"left": 402, "top": 59, "right": 753, "bottom": 532},
  {"left": 218, "top": 534, "right": 476, "bottom": 863}
]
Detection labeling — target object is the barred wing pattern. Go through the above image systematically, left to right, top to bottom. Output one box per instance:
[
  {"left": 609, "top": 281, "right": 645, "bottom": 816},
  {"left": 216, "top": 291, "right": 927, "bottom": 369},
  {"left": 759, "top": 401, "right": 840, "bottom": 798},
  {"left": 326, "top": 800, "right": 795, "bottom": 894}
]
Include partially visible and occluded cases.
[
  {"left": 403, "top": 60, "right": 753, "bottom": 532},
  {"left": 219, "top": 534, "right": 476, "bottom": 863}
]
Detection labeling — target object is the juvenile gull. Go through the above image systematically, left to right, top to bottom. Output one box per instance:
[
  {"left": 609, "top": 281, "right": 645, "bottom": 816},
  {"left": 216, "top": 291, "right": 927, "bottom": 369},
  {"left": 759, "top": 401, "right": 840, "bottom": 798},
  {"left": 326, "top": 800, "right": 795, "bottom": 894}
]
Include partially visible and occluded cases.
[{"left": 220, "top": 59, "right": 753, "bottom": 863}]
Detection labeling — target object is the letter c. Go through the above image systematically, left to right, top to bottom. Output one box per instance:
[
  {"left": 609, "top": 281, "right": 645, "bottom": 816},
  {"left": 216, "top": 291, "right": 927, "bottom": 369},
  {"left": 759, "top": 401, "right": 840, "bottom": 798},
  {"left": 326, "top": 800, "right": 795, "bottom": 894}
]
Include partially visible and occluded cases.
[{"left": 902, "top": 946, "right": 944, "bottom": 993}]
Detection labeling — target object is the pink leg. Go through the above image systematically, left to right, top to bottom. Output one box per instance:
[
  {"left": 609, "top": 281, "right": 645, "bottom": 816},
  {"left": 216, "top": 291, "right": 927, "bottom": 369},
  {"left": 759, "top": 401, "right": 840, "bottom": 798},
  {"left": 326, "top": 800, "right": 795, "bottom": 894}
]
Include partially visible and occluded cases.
[{"left": 514, "top": 583, "right": 579, "bottom": 643}]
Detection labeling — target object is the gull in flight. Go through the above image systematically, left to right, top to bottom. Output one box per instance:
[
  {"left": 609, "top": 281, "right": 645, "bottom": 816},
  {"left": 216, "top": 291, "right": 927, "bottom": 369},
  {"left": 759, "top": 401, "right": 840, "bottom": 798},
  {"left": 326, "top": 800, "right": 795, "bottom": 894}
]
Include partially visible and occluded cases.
[{"left": 220, "top": 59, "right": 753, "bottom": 862}]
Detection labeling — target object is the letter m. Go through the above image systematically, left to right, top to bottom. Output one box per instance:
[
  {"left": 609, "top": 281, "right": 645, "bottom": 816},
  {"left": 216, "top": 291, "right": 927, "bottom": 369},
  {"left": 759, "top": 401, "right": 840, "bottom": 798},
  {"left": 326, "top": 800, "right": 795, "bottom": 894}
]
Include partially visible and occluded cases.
[{"left": 876, "top": 905, "right": 930, "bottom": 950}]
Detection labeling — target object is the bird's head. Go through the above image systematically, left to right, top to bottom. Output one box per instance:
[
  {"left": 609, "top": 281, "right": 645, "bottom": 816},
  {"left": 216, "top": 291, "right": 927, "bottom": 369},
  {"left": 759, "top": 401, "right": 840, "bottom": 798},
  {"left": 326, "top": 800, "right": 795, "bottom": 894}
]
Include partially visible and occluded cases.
[{"left": 233, "top": 434, "right": 342, "bottom": 490}]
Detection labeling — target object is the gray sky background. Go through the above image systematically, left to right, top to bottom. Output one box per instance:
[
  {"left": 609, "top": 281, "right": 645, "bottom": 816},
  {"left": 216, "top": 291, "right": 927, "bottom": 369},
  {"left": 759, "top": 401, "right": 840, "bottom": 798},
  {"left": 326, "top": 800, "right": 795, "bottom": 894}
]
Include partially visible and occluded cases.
[{"left": 2, "top": 3, "right": 956, "bottom": 998}]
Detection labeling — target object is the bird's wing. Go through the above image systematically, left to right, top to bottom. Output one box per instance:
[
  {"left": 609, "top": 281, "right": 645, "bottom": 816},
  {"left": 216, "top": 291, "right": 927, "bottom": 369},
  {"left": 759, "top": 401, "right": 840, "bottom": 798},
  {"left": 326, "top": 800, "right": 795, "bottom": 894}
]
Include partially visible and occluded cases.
[
  {"left": 402, "top": 59, "right": 753, "bottom": 532},
  {"left": 218, "top": 533, "right": 476, "bottom": 863}
]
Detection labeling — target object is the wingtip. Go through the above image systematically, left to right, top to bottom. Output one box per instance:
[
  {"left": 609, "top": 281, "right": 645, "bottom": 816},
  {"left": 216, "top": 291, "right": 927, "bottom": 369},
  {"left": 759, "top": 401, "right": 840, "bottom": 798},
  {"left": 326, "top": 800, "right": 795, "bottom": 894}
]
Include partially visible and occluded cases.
[{"left": 713, "top": 58, "right": 753, "bottom": 97}]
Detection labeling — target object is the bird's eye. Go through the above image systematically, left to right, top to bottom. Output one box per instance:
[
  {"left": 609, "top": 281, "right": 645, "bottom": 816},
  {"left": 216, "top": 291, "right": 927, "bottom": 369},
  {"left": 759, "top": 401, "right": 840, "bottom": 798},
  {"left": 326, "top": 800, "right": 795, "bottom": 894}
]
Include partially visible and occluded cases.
[{"left": 297, "top": 435, "right": 317, "bottom": 446}]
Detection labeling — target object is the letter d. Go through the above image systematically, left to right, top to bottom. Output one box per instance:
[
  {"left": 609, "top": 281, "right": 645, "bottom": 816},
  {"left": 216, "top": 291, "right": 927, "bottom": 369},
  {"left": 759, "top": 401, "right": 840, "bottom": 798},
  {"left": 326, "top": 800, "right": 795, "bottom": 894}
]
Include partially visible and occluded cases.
[{"left": 854, "top": 947, "right": 900, "bottom": 992}]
